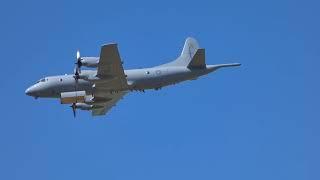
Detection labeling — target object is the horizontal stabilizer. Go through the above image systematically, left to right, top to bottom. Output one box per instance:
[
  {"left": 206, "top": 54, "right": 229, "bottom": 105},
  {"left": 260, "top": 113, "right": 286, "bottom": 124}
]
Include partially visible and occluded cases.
[
  {"left": 187, "top": 48, "right": 205, "bottom": 69},
  {"left": 206, "top": 63, "right": 241, "bottom": 71}
]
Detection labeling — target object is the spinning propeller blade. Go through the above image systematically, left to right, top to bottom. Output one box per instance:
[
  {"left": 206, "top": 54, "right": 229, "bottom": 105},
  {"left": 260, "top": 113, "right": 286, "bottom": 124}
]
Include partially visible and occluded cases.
[
  {"left": 73, "top": 50, "right": 82, "bottom": 85},
  {"left": 75, "top": 50, "right": 82, "bottom": 74},
  {"left": 76, "top": 50, "right": 80, "bottom": 60},
  {"left": 70, "top": 103, "right": 76, "bottom": 118}
]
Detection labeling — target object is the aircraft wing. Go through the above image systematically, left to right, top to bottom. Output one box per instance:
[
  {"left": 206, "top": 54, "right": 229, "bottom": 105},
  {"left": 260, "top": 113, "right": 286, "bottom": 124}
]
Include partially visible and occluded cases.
[
  {"left": 96, "top": 43, "right": 128, "bottom": 90},
  {"left": 90, "top": 44, "right": 129, "bottom": 116},
  {"left": 91, "top": 91, "right": 127, "bottom": 116}
]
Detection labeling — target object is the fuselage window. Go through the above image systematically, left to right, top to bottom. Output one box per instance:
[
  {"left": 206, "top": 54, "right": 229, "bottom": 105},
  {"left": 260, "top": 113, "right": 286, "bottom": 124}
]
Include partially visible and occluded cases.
[
  {"left": 146, "top": 71, "right": 150, "bottom": 74},
  {"left": 60, "top": 78, "right": 63, "bottom": 82}
]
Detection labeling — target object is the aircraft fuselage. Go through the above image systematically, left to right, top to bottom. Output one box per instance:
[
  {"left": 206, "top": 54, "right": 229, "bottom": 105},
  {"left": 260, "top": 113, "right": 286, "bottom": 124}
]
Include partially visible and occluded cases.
[{"left": 25, "top": 65, "right": 217, "bottom": 98}]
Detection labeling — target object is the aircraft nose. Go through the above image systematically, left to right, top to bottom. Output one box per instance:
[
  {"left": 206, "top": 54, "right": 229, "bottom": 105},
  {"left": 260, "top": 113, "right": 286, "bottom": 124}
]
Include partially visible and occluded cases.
[
  {"left": 25, "top": 86, "right": 37, "bottom": 96},
  {"left": 25, "top": 87, "right": 32, "bottom": 96}
]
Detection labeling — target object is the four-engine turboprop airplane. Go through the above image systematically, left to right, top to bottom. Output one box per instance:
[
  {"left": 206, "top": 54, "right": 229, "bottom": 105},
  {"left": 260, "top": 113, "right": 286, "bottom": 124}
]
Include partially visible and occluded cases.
[{"left": 25, "top": 37, "right": 240, "bottom": 116}]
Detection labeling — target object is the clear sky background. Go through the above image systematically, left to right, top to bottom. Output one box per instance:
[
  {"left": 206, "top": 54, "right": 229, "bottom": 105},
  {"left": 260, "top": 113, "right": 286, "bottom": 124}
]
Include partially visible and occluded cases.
[{"left": 0, "top": 0, "right": 318, "bottom": 179}]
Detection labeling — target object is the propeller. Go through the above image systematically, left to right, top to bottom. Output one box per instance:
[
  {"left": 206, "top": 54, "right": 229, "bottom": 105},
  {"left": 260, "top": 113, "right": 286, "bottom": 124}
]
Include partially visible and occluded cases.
[
  {"left": 71, "top": 50, "right": 82, "bottom": 118},
  {"left": 74, "top": 50, "right": 82, "bottom": 80},
  {"left": 75, "top": 50, "right": 82, "bottom": 73},
  {"left": 70, "top": 103, "right": 77, "bottom": 118}
]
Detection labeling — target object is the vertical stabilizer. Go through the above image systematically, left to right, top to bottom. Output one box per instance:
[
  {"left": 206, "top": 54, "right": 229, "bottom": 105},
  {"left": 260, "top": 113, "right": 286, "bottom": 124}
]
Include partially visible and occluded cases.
[
  {"left": 158, "top": 37, "right": 201, "bottom": 67},
  {"left": 180, "top": 37, "right": 199, "bottom": 60}
]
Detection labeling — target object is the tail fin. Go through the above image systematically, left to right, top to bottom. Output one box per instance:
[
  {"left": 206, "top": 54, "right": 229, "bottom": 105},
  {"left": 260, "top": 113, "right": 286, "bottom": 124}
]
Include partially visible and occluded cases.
[
  {"left": 156, "top": 37, "right": 241, "bottom": 70},
  {"left": 158, "top": 37, "right": 203, "bottom": 67},
  {"left": 180, "top": 37, "right": 199, "bottom": 61}
]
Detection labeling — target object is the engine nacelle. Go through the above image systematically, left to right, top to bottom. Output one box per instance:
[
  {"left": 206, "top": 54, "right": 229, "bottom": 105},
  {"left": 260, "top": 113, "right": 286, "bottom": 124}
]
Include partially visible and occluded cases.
[
  {"left": 80, "top": 57, "right": 99, "bottom": 68},
  {"left": 60, "top": 91, "right": 86, "bottom": 104},
  {"left": 84, "top": 95, "right": 111, "bottom": 104},
  {"left": 74, "top": 103, "right": 92, "bottom": 110},
  {"left": 75, "top": 103, "right": 104, "bottom": 110}
]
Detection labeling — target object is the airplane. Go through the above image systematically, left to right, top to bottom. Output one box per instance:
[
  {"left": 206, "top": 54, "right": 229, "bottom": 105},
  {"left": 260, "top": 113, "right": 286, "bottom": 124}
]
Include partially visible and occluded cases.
[{"left": 25, "top": 37, "right": 240, "bottom": 117}]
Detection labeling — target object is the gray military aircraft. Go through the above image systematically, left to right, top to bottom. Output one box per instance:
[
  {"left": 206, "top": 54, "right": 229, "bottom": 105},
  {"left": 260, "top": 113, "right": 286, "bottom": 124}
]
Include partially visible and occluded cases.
[{"left": 25, "top": 37, "right": 240, "bottom": 117}]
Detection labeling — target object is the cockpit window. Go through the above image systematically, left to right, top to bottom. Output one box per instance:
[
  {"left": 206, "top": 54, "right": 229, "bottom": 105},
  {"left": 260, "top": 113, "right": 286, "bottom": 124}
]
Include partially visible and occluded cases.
[{"left": 36, "top": 78, "right": 46, "bottom": 83}]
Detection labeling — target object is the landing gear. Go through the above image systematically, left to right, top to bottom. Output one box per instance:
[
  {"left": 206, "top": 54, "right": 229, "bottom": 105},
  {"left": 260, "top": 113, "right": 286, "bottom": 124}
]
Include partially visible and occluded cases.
[
  {"left": 129, "top": 87, "right": 146, "bottom": 92},
  {"left": 110, "top": 90, "right": 120, "bottom": 94}
]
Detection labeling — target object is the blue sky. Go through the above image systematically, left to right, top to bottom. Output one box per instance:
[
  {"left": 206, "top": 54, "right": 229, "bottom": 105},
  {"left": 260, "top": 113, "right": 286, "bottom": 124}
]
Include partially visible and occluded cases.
[{"left": 0, "top": 0, "right": 318, "bottom": 179}]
